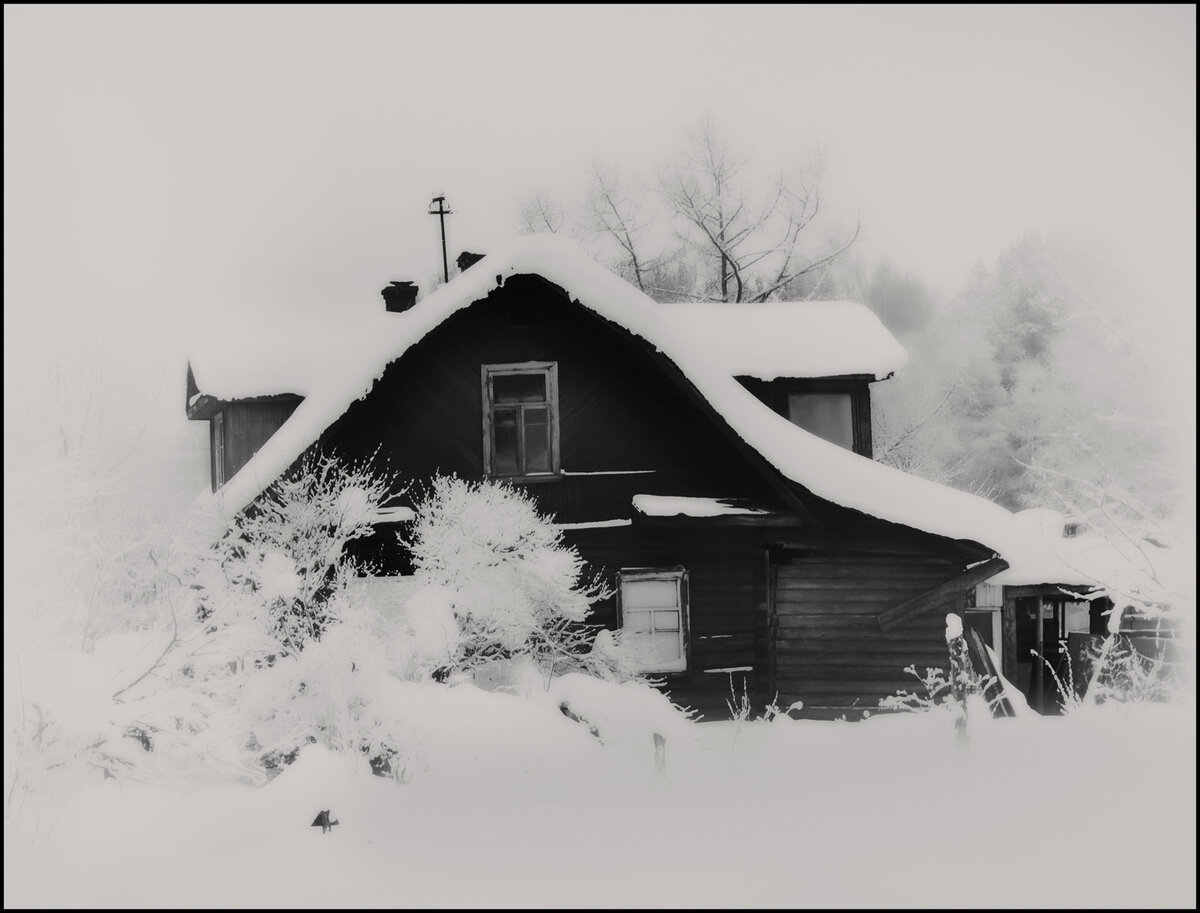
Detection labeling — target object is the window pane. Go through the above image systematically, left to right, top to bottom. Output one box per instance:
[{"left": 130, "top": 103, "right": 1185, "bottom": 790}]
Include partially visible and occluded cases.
[
  {"left": 493, "top": 372, "right": 546, "bottom": 404},
  {"left": 787, "top": 393, "right": 854, "bottom": 450},
  {"left": 524, "top": 407, "right": 550, "bottom": 473},
  {"left": 493, "top": 409, "right": 519, "bottom": 475},
  {"left": 623, "top": 579, "right": 678, "bottom": 609},
  {"left": 1062, "top": 601, "right": 1090, "bottom": 635},
  {"left": 624, "top": 610, "right": 652, "bottom": 633},
  {"left": 652, "top": 610, "right": 679, "bottom": 632},
  {"left": 647, "top": 632, "right": 682, "bottom": 665}
]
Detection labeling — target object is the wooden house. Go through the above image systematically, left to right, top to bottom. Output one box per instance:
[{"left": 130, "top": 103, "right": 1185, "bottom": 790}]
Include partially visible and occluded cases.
[{"left": 186, "top": 235, "right": 1019, "bottom": 720}]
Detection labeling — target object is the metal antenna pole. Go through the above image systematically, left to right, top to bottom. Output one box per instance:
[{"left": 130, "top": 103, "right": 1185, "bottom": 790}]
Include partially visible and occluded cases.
[{"left": 428, "top": 195, "right": 453, "bottom": 283}]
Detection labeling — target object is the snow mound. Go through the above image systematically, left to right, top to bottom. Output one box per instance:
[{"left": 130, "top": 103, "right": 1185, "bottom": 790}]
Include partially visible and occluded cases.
[{"left": 632, "top": 494, "right": 767, "bottom": 517}]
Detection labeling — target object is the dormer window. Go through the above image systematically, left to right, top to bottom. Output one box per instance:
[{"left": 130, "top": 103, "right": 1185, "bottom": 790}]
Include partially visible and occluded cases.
[
  {"left": 481, "top": 362, "right": 560, "bottom": 478},
  {"left": 788, "top": 392, "right": 854, "bottom": 451}
]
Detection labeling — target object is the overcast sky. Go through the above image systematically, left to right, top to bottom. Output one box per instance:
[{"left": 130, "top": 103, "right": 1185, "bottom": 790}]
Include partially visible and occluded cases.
[{"left": 4, "top": 4, "right": 1196, "bottom": 485}]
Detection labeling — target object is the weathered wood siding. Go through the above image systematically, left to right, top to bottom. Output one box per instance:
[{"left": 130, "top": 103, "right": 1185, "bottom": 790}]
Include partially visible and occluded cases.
[
  {"left": 214, "top": 397, "right": 302, "bottom": 491},
  {"left": 565, "top": 525, "right": 770, "bottom": 721},
  {"left": 771, "top": 549, "right": 965, "bottom": 719}
]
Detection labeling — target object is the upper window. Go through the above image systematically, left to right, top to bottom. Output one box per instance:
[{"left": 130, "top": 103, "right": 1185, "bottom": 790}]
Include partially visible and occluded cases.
[
  {"left": 481, "top": 362, "right": 559, "bottom": 478},
  {"left": 787, "top": 392, "right": 854, "bottom": 451},
  {"left": 619, "top": 569, "right": 688, "bottom": 673}
]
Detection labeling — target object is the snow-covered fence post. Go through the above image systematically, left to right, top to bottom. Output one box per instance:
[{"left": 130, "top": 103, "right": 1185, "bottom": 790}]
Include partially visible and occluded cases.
[
  {"left": 945, "top": 613, "right": 978, "bottom": 741},
  {"left": 653, "top": 732, "right": 666, "bottom": 777}
]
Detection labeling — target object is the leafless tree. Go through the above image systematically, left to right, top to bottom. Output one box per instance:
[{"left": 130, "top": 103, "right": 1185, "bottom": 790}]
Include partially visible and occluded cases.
[
  {"left": 516, "top": 117, "right": 857, "bottom": 303},
  {"left": 659, "top": 117, "right": 859, "bottom": 303},
  {"left": 582, "top": 162, "right": 686, "bottom": 297},
  {"left": 518, "top": 192, "right": 564, "bottom": 235}
]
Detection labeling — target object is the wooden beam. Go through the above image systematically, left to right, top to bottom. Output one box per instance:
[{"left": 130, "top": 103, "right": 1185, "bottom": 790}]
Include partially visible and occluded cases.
[
  {"left": 187, "top": 393, "right": 225, "bottom": 421},
  {"left": 632, "top": 513, "right": 803, "bottom": 528},
  {"left": 877, "top": 557, "right": 1008, "bottom": 632},
  {"left": 1002, "top": 583, "right": 1100, "bottom": 598},
  {"left": 1034, "top": 594, "right": 1044, "bottom": 714}
]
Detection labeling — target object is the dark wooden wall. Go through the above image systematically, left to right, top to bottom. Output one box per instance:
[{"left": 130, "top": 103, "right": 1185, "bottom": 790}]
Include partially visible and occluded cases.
[
  {"left": 317, "top": 275, "right": 786, "bottom": 528},
  {"left": 737, "top": 375, "right": 875, "bottom": 458},
  {"left": 212, "top": 397, "right": 302, "bottom": 491},
  {"left": 564, "top": 524, "right": 771, "bottom": 721},
  {"left": 770, "top": 546, "right": 965, "bottom": 719}
]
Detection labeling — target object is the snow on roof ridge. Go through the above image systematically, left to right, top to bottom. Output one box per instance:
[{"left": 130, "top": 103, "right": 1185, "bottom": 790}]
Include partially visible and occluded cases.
[
  {"left": 196, "top": 233, "right": 1013, "bottom": 554},
  {"left": 662, "top": 299, "right": 907, "bottom": 380},
  {"left": 988, "top": 507, "right": 1175, "bottom": 592}
]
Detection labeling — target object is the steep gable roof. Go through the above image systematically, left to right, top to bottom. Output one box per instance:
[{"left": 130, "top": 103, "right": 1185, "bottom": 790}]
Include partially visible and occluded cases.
[{"left": 192, "top": 235, "right": 1015, "bottom": 554}]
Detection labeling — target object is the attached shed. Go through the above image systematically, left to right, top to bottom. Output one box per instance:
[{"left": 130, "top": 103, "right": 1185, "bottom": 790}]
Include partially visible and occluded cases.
[{"left": 982, "top": 509, "right": 1182, "bottom": 713}]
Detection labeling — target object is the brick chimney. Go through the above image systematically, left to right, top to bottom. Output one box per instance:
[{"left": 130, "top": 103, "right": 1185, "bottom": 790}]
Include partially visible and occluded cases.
[
  {"left": 456, "top": 251, "right": 485, "bottom": 273},
  {"left": 381, "top": 281, "right": 419, "bottom": 313}
]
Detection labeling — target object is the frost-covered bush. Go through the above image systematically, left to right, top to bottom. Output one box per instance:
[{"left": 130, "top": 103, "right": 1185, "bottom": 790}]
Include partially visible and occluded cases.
[
  {"left": 204, "top": 451, "right": 404, "bottom": 656},
  {"left": 174, "top": 452, "right": 412, "bottom": 774},
  {"left": 403, "top": 475, "right": 626, "bottom": 682},
  {"left": 236, "top": 604, "right": 417, "bottom": 779},
  {"left": 1040, "top": 634, "right": 1185, "bottom": 712},
  {"left": 878, "top": 665, "right": 955, "bottom": 714}
]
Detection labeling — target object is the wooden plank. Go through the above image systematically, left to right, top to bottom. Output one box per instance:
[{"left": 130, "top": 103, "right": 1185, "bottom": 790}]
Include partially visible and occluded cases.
[
  {"left": 775, "top": 554, "right": 958, "bottom": 566},
  {"left": 877, "top": 558, "right": 1009, "bottom": 632},
  {"left": 776, "top": 562, "right": 951, "bottom": 574},
  {"left": 774, "top": 580, "right": 947, "bottom": 594},
  {"left": 776, "top": 600, "right": 953, "bottom": 616},
  {"left": 776, "top": 616, "right": 945, "bottom": 633},
  {"left": 965, "top": 626, "right": 1015, "bottom": 718},
  {"left": 774, "top": 641, "right": 943, "bottom": 657},
  {"left": 775, "top": 664, "right": 939, "bottom": 680},
  {"left": 773, "top": 680, "right": 913, "bottom": 695}
]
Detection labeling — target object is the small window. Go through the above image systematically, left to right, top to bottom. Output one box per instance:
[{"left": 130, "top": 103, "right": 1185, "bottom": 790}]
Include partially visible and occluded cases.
[
  {"left": 482, "top": 362, "right": 559, "bottom": 478},
  {"left": 787, "top": 392, "right": 854, "bottom": 450},
  {"left": 619, "top": 569, "right": 688, "bottom": 673}
]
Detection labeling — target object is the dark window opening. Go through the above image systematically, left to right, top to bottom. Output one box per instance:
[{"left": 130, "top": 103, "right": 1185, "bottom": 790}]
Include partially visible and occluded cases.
[
  {"left": 482, "top": 363, "right": 559, "bottom": 478},
  {"left": 787, "top": 392, "right": 854, "bottom": 450}
]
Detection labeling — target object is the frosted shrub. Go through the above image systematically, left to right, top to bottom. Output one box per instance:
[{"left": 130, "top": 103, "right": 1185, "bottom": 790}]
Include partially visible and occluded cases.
[
  {"left": 209, "top": 450, "right": 404, "bottom": 657},
  {"left": 113, "top": 452, "right": 410, "bottom": 779},
  {"left": 403, "top": 475, "right": 625, "bottom": 681},
  {"left": 236, "top": 602, "right": 414, "bottom": 778},
  {"left": 1055, "top": 635, "right": 1183, "bottom": 709},
  {"left": 879, "top": 665, "right": 956, "bottom": 714}
]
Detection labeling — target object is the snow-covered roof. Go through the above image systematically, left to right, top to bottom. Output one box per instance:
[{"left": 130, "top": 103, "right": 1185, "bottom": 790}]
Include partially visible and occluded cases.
[
  {"left": 197, "top": 234, "right": 1016, "bottom": 554},
  {"left": 188, "top": 265, "right": 906, "bottom": 402},
  {"left": 662, "top": 301, "right": 906, "bottom": 381},
  {"left": 632, "top": 495, "right": 768, "bottom": 518},
  {"left": 989, "top": 509, "right": 1175, "bottom": 596}
]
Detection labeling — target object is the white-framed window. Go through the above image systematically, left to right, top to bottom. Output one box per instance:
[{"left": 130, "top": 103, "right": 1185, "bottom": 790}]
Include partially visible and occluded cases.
[
  {"left": 481, "top": 362, "right": 560, "bottom": 479},
  {"left": 787, "top": 392, "right": 854, "bottom": 451},
  {"left": 618, "top": 568, "right": 688, "bottom": 673}
]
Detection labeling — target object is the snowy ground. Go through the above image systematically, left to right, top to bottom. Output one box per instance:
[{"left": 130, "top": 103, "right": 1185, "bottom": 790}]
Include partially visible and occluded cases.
[{"left": 4, "top": 690, "right": 1195, "bottom": 909}]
